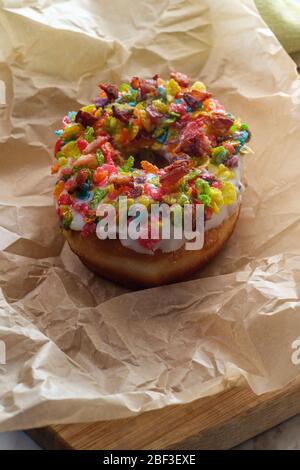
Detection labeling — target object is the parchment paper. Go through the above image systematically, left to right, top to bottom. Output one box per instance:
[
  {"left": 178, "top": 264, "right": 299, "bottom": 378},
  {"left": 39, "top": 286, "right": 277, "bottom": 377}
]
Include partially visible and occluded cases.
[{"left": 1, "top": 0, "right": 300, "bottom": 432}]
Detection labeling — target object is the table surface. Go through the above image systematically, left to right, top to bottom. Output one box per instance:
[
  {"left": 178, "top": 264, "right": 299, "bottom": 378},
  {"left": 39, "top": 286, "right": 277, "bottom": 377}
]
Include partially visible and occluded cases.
[{"left": 1, "top": 411, "right": 300, "bottom": 449}]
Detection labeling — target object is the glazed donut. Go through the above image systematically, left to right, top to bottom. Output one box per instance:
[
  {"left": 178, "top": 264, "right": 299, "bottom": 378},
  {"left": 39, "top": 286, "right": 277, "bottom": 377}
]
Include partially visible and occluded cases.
[{"left": 52, "top": 72, "right": 251, "bottom": 287}]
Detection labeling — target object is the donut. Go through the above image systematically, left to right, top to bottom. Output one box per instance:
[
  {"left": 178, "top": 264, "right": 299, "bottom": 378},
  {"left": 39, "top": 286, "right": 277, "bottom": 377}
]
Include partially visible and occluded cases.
[{"left": 52, "top": 72, "right": 251, "bottom": 287}]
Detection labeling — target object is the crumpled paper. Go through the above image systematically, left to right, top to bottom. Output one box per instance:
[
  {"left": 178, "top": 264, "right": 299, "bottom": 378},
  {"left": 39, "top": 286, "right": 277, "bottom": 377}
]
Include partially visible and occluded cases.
[{"left": 1, "top": 0, "right": 300, "bottom": 432}]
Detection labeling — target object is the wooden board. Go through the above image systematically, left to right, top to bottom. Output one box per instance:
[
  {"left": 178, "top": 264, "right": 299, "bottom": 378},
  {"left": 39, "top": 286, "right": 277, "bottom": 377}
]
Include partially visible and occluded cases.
[{"left": 26, "top": 377, "right": 300, "bottom": 450}]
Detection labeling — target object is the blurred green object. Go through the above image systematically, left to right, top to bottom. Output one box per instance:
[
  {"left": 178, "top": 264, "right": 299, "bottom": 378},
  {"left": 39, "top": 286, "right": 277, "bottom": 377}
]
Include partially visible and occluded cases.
[{"left": 255, "top": 0, "right": 300, "bottom": 53}]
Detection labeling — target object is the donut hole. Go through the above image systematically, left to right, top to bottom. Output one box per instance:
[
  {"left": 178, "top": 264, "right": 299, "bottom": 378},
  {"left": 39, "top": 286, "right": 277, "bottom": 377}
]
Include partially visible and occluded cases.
[{"left": 133, "top": 148, "right": 169, "bottom": 169}]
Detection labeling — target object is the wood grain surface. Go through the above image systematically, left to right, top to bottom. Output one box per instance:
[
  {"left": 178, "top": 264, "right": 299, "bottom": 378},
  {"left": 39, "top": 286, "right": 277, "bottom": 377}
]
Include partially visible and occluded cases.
[{"left": 26, "top": 377, "right": 300, "bottom": 450}]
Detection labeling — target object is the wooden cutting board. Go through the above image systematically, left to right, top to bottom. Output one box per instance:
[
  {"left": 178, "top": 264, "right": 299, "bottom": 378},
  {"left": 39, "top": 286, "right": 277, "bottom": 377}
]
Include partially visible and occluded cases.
[{"left": 26, "top": 377, "right": 300, "bottom": 449}]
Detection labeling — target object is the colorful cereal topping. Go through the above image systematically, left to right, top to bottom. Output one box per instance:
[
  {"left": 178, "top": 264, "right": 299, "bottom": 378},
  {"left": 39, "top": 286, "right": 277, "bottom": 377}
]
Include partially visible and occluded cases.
[{"left": 52, "top": 72, "right": 251, "bottom": 239}]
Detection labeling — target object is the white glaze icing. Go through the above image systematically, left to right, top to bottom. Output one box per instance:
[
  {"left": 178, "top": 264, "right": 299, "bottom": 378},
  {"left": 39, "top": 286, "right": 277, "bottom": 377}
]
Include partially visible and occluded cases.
[
  {"left": 68, "top": 159, "right": 244, "bottom": 255},
  {"left": 70, "top": 210, "right": 85, "bottom": 231},
  {"left": 120, "top": 227, "right": 187, "bottom": 254}
]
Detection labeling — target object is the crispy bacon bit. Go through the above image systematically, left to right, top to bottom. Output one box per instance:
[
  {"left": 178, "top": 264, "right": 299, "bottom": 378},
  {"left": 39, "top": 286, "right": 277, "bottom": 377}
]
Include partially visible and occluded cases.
[
  {"left": 170, "top": 71, "right": 191, "bottom": 87},
  {"left": 139, "top": 79, "right": 156, "bottom": 97},
  {"left": 99, "top": 83, "right": 119, "bottom": 100},
  {"left": 192, "top": 89, "right": 211, "bottom": 101},
  {"left": 183, "top": 90, "right": 211, "bottom": 109},
  {"left": 182, "top": 93, "right": 199, "bottom": 110},
  {"left": 112, "top": 105, "right": 133, "bottom": 124},
  {"left": 75, "top": 110, "right": 97, "bottom": 127},
  {"left": 209, "top": 113, "right": 234, "bottom": 135},
  {"left": 178, "top": 118, "right": 211, "bottom": 157},
  {"left": 179, "top": 120, "right": 202, "bottom": 144},
  {"left": 192, "top": 133, "right": 211, "bottom": 156},
  {"left": 208, "top": 134, "right": 217, "bottom": 147},
  {"left": 164, "top": 160, "right": 189, "bottom": 172},
  {"left": 160, "top": 161, "right": 189, "bottom": 188}
]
